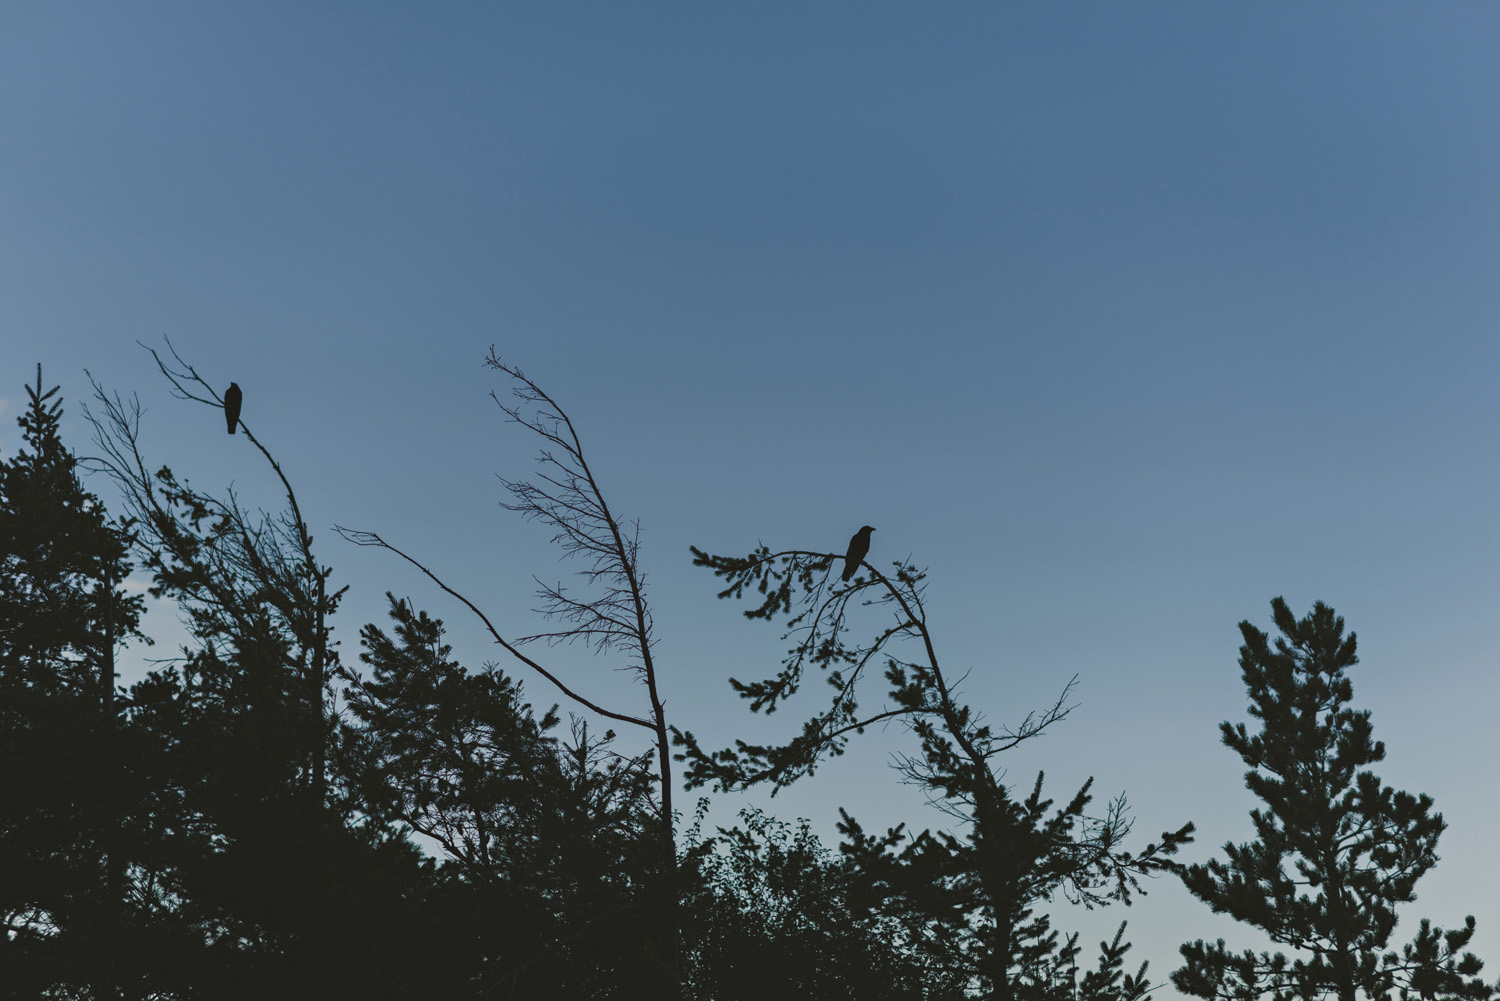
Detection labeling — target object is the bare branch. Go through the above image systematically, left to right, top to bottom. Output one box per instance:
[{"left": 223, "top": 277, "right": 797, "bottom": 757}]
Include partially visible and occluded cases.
[
  {"left": 141, "top": 338, "right": 320, "bottom": 573},
  {"left": 335, "top": 526, "right": 652, "bottom": 732}
]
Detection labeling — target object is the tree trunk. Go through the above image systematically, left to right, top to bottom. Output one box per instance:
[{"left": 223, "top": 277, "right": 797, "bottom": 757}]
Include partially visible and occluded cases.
[
  {"left": 99, "top": 561, "right": 125, "bottom": 1000},
  {"left": 312, "top": 572, "right": 326, "bottom": 804},
  {"left": 975, "top": 792, "right": 1015, "bottom": 1001}
]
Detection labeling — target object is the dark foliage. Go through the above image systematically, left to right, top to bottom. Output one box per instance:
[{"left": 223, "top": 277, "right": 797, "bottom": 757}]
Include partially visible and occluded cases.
[
  {"left": 337, "top": 351, "right": 685, "bottom": 995},
  {"left": 27, "top": 356, "right": 1494, "bottom": 1001},
  {"left": 0, "top": 365, "right": 143, "bottom": 691},
  {"left": 0, "top": 367, "right": 147, "bottom": 997},
  {"left": 677, "top": 544, "right": 1193, "bottom": 1001},
  {"left": 349, "top": 594, "right": 671, "bottom": 996},
  {"left": 1174, "top": 598, "right": 1493, "bottom": 1001},
  {"left": 680, "top": 803, "right": 970, "bottom": 1001}
]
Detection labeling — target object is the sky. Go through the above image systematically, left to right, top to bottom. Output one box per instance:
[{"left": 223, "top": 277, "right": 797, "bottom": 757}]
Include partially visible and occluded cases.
[{"left": 4, "top": 1, "right": 1500, "bottom": 988}]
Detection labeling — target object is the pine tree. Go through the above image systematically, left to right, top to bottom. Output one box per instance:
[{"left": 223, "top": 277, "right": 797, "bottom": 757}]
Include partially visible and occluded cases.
[
  {"left": 0, "top": 365, "right": 144, "bottom": 998},
  {"left": 0, "top": 365, "right": 141, "bottom": 692},
  {"left": 679, "top": 545, "right": 1192, "bottom": 1000},
  {"left": 1175, "top": 598, "right": 1492, "bottom": 1001}
]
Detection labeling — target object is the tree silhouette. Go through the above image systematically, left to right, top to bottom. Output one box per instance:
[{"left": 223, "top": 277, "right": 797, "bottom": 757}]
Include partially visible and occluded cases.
[
  {"left": 89, "top": 341, "right": 338, "bottom": 804},
  {"left": 83, "top": 346, "right": 370, "bottom": 995},
  {"left": 338, "top": 350, "right": 683, "bottom": 996},
  {"left": 0, "top": 365, "right": 143, "bottom": 692},
  {"left": 0, "top": 366, "right": 146, "bottom": 998},
  {"left": 678, "top": 544, "right": 1192, "bottom": 1001},
  {"left": 349, "top": 594, "right": 667, "bottom": 996},
  {"left": 1174, "top": 598, "right": 1493, "bottom": 1001},
  {"left": 679, "top": 803, "right": 970, "bottom": 1000}
]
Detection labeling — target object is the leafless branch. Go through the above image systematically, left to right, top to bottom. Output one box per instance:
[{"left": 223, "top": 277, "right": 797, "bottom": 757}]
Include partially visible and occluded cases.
[{"left": 335, "top": 527, "right": 652, "bottom": 732}]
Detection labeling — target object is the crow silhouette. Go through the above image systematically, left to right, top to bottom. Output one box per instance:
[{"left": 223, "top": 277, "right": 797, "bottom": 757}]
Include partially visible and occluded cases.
[
  {"left": 224, "top": 382, "right": 242, "bottom": 435},
  {"left": 842, "top": 525, "right": 875, "bottom": 582}
]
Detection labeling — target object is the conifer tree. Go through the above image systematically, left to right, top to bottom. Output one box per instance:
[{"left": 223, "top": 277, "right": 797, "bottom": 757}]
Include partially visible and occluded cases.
[
  {"left": 0, "top": 365, "right": 144, "bottom": 998},
  {"left": 0, "top": 365, "right": 142, "bottom": 692},
  {"left": 679, "top": 545, "right": 1192, "bottom": 1001},
  {"left": 1175, "top": 598, "right": 1492, "bottom": 1001}
]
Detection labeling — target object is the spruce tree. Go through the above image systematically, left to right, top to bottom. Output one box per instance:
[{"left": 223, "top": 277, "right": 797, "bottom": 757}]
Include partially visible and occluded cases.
[
  {"left": 0, "top": 365, "right": 144, "bottom": 998},
  {"left": 0, "top": 365, "right": 141, "bottom": 692},
  {"left": 1175, "top": 598, "right": 1491, "bottom": 1001}
]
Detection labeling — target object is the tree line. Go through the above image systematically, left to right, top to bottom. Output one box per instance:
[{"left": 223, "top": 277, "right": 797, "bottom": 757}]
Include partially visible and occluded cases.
[{"left": 0, "top": 347, "right": 1491, "bottom": 1000}]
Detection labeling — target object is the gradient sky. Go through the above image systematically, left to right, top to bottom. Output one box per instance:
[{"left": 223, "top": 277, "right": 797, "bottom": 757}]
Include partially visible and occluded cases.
[{"left": 5, "top": 2, "right": 1500, "bottom": 987}]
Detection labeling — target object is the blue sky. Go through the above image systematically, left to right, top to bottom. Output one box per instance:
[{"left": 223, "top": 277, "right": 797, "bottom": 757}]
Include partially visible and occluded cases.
[{"left": 5, "top": 2, "right": 1500, "bottom": 986}]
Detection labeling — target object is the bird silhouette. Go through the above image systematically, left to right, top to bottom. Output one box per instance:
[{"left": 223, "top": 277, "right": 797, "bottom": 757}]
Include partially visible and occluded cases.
[
  {"left": 224, "top": 382, "right": 242, "bottom": 435},
  {"left": 842, "top": 525, "right": 875, "bottom": 582}
]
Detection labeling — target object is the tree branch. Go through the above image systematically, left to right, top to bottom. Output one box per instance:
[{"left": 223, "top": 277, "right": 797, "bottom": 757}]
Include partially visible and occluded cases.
[{"left": 335, "top": 526, "right": 652, "bottom": 731}]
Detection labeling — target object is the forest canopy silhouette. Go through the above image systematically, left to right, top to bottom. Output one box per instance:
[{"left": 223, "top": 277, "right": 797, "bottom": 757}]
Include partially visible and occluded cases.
[{"left": 0, "top": 349, "right": 1491, "bottom": 1001}]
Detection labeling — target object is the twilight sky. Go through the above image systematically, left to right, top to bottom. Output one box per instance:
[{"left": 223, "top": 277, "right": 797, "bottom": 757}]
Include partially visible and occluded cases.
[{"left": 5, "top": 2, "right": 1500, "bottom": 986}]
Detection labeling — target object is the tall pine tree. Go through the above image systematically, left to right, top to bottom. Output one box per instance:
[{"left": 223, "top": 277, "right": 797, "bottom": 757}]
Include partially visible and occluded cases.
[{"left": 1175, "top": 598, "right": 1492, "bottom": 1001}]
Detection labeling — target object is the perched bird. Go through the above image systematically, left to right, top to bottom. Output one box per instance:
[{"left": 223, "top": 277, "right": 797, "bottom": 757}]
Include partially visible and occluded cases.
[
  {"left": 224, "top": 382, "right": 242, "bottom": 435},
  {"left": 842, "top": 525, "right": 875, "bottom": 582}
]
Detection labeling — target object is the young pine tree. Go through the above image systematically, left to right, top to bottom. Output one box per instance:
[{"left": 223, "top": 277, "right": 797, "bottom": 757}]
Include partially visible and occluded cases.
[{"left": 1175, "top": 598, "right": 1491, "bottom": 1001}]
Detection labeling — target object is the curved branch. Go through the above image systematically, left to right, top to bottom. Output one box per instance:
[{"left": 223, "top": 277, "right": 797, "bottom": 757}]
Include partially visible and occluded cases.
[{"left": 335, "top": 527, "right": 653, "bottom": 731}]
